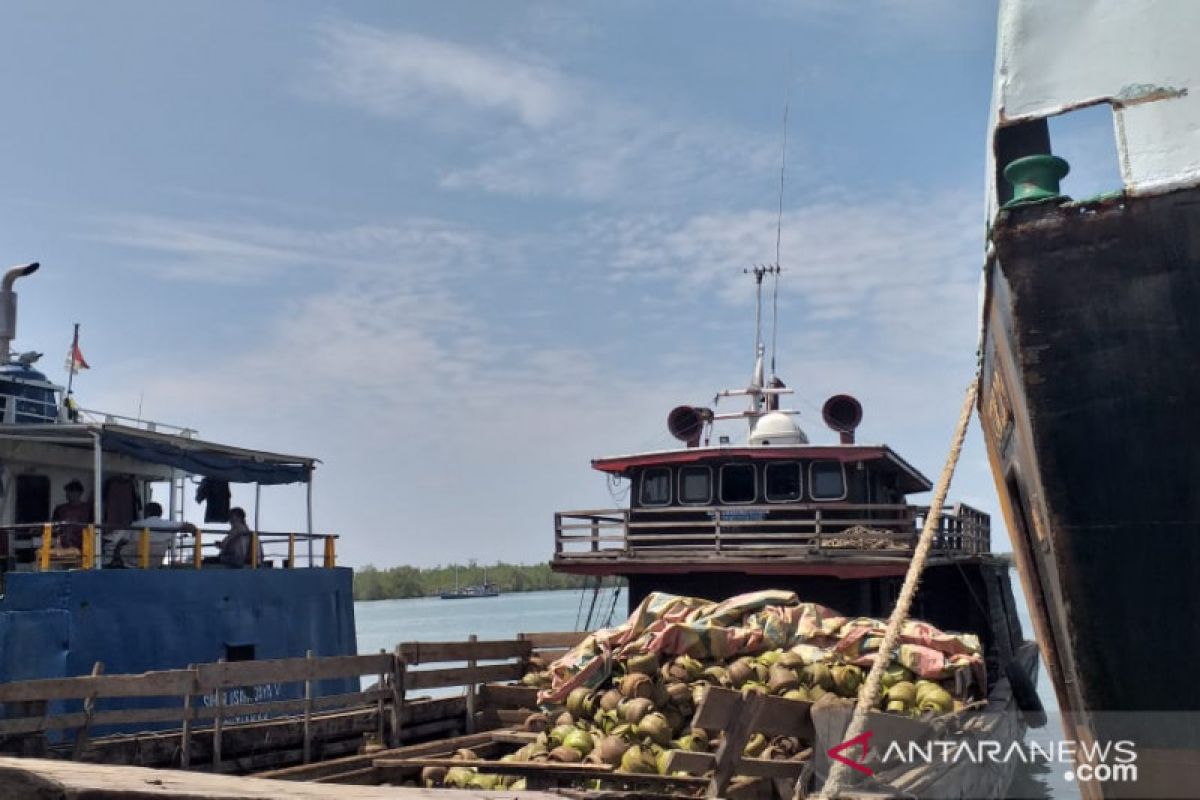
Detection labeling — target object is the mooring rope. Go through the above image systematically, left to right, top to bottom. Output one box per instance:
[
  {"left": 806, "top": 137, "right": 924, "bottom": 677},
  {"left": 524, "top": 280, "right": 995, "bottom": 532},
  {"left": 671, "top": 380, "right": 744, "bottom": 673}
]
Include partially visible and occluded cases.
[{"left": 807, "top": 377, "right": 979, "bottom": 800}]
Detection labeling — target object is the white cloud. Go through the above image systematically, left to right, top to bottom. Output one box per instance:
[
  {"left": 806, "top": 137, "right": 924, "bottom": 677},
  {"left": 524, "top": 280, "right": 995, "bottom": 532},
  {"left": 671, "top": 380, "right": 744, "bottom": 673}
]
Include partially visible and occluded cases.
[
  {"left": 307, "top": 20, "right": 776, "bottom": 204},
  {"left": 312, "top": 21, "right": 571, "bottom": 129},
  {"left": 592, "top": 190, "right": 982, "bottom": 358}
]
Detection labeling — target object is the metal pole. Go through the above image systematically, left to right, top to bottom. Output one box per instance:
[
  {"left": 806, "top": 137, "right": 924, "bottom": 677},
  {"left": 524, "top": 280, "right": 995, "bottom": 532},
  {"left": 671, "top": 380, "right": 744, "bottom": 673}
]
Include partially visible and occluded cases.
[
  {"left": 91, "top": 431, "right": 103, "bottom": 569},
  {"left": 306, "top": 473, "right": 314, "bottom": 566},
  {"left": 253, "top": 483, "right": 260, "bottom": 530}
]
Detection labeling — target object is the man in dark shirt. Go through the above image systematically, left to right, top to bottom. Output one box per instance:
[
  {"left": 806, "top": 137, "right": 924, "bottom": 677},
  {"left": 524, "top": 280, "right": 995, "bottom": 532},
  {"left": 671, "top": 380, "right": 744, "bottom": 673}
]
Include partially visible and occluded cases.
[{"left": 51, "top": 479, "right": 92, "bottom": 549}]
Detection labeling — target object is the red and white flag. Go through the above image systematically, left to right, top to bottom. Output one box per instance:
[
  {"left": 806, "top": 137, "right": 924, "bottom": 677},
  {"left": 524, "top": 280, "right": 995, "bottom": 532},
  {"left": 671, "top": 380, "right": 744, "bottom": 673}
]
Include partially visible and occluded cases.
[{"left": 65, "top": 341, "right": 90, "bottom": 375}]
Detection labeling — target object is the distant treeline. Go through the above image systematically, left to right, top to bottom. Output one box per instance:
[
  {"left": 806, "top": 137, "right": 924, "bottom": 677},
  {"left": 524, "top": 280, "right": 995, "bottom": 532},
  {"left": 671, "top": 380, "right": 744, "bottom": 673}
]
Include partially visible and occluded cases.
[{"left": 353, "top": 561, "right": 609, "bottom": 601}]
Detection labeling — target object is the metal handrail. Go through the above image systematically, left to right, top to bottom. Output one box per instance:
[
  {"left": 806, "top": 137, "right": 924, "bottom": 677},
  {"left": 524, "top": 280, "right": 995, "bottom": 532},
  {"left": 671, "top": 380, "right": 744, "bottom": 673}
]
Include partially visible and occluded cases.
[
  {"left": 554, "top": 502, "right": 991, "bottom": 558},
  {"left": 0, "top": 523, "right": 339, "bottom": 571}
]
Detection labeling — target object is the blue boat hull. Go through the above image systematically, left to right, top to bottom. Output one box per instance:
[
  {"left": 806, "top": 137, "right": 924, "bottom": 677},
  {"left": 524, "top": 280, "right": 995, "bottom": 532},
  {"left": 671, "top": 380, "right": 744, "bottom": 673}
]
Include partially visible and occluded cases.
[{"left": 0, "top": 568, "right": 357, "bottom": 683}]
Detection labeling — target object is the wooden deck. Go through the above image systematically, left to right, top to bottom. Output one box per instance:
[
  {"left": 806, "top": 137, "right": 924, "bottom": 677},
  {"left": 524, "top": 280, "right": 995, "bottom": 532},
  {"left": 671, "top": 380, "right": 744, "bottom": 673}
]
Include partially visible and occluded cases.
[{"left": 0, "top": 756, "right": 562, "bottom": 799}]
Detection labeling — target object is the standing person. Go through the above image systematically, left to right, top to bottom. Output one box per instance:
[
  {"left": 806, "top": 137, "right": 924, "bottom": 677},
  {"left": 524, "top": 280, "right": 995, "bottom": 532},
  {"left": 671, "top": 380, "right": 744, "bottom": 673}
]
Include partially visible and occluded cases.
[
  {"left": 51, "top": 479, "right": 92, "bottom": 549},
  {"left": 217, "top": 507, "right": 263, "bottom": 568}
]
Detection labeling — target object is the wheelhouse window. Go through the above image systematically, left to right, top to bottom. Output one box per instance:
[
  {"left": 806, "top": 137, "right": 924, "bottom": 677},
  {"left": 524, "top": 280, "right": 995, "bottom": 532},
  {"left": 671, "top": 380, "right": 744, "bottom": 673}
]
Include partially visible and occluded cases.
[
  {"left": 810, "top": 460, "right": 847, "bottom": 501},
  {"left": 764, "top": 462, "right": 802, "bottom": 502},
  {"left": 719, "top": 463, "right": 757, "bottom": 504},
  {"left": 678, "top": 466, "right": 712, "bottom": 504},
  {"left": 640, "top": 468, "right": 672, "bottom": 506}
]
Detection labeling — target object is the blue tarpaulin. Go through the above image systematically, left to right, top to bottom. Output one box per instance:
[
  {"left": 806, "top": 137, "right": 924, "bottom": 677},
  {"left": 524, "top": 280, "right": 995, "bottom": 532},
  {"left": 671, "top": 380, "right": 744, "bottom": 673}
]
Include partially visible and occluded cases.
[{"left": 99, "top": 430, "right": 311, "bottom": 485}]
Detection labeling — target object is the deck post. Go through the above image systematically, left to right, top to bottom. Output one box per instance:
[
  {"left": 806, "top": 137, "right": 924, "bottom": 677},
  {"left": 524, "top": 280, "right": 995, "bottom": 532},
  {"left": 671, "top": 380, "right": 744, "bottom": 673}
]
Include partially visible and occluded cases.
[
  {"left": 91, "top": 431, "right": 103, "bottom": 569},
  {"left": 306, "top": 476, "right": 314, "bottom": 566},
  {"left": 714, "top": 509, "right": 722, "bottom": 553},
  {"left": 815, "top": 509, "right": 822, "bottom": 552},
  {"left": 590, "top": 519, "right": 598, "bottom": 552},
  {"left": 39, "top": 523, "right": 51, "bottom": 571},
  {"left": 139, "top": 528, "right": 150, "bottom": 569},
  {"left": 287, "top": 533, "right": 295, "bottom": 569},
  {"left": 465, "top": 634, "right": 478, "bottom": 734},
  {"left": 391, "top": 646, "right": 406, "bottom": 746},
  {"left": 376, "top": 648, "right": 387, "bottom": 744},
  {"left": 302, "top": 650, "right": 314, "bottom": 764},
  {"left": 213, "top": 658, "right": 225, "bottom": 771},
  {"left": 70, "top": 661, "right": 103, "bottom": 761},
  {"left": 181, "top": 663, "right": 195, "bottom": 769}
]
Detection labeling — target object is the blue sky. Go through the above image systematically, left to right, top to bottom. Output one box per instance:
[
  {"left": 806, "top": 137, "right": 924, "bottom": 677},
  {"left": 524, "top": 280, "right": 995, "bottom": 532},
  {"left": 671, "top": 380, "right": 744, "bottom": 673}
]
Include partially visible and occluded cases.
[{"left": 0, "top": 1, "right": 1116, "bottom": 568}]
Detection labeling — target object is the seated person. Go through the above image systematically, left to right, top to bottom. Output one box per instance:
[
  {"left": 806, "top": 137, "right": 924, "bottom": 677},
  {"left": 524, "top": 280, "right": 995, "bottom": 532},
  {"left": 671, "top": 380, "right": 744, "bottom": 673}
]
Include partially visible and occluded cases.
[
  {"left": 104, "top": 502, "right": 196, "bottom": 568},
  {"left": 215, "top": 507, "right": 264, "bottom": 568}
]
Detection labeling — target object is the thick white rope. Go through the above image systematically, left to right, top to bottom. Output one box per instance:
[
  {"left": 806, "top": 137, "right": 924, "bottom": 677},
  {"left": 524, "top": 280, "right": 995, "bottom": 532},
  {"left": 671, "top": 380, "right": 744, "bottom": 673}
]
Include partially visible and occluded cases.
[{"left": 807, "top": 378, "right": 979, "bottom": 800}]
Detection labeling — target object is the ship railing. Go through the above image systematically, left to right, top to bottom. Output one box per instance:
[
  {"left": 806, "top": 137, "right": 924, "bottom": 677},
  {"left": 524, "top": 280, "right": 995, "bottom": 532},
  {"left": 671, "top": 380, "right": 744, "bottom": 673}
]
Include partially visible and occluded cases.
[
  {"left": 0, "top": 390, "right": 60, "bottom": 424},
  {"left": 75, "top": 406, "right": 198, "bottom": 437},
  {"left": 554, "top": 502, "right": 991, "bottom": 559},
  {"left": 0, "top": 522, "right": 340, "bottom": 573}
]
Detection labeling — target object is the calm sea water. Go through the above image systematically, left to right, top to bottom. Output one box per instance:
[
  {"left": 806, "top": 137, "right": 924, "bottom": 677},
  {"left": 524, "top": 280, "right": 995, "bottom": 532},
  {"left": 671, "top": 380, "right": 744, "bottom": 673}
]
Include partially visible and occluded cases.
[{"left": 354, "top": 582, "right": 1076, "bottom": 799}]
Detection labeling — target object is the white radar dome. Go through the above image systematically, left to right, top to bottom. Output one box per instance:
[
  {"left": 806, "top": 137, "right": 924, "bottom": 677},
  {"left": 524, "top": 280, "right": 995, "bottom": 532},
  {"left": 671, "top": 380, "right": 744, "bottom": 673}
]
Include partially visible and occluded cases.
[{"left": 749, "top": 412, "right": 808, "bottom": 446}]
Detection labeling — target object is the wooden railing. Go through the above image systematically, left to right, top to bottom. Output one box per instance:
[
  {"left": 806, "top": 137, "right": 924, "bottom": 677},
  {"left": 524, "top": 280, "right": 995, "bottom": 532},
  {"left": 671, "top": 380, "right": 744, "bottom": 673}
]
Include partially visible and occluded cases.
[
  {"left": 554, "top": 502, "right": 991, "bottom": 559},
  {"left": 0, "top": 632, "right": 588, "bottom": 775}
]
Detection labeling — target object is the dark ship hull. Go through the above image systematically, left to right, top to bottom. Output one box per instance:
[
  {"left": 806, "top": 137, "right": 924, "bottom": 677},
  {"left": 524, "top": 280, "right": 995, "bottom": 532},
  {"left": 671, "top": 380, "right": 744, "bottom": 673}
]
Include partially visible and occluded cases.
[{"left": 980, "top": 187, "right": 1200, "bottom": 796}]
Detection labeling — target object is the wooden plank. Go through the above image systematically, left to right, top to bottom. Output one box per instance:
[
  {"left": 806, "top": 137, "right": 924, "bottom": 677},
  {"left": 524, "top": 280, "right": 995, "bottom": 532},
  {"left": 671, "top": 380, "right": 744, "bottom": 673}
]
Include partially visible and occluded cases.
[
  {"left": 519, "top": 631, "right": 588, "bottom": 649},
  {"left": 464, "top": 635, "right": 478, "bottom": 734},
  {"left": 396, "top": 639, "right": 531, "bottom": 665},
  {"left": 302, "top": 650, "right": 314, "bottom": 765},
  {"left": 194, "top": 652, "right": 393, "bottom": 690},
  {"left": 70, "top": 661, "right": 104, "bottom": 761},
  {"left": 405, "top": 663, "right": 523, "bottom": 691},
  {"left": 0, "top": 669, "right": 197, "bottom": 703},
  {"left": 478, "top": 683, "right": 537, "bottom": 709},
  {"left": 692, "top": 687, "right": 812, "bottom": 738},
  {"left": 706, "top": 691, "right": 765, "bottom": 799},
  {"left": 0, "top": 705, "right": 186, "bottom": 735},
  {"left": 78, "top": 705, "right": 382, "bottom": 770},
  {"left": 256, "top": 730, "right": 499, "bottom": 781},
  {"left": 488, "top": 730, "right": 539, "bottom": 745},
  {"left": 665, "top": 750, "right": 807, "bottom": 780},
  {"left": 0, "top": 756, "right": 567, "bottom": 799},
  {"left": 377, "top": 757, "right": 616, "bottom": 778}
]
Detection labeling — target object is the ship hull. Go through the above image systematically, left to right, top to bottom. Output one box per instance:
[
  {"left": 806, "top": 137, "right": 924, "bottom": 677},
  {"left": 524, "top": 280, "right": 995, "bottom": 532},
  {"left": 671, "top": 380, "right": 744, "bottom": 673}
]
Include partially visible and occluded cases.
[{"left": 981, "top": 187, "right": 1200, "bottom": 795}]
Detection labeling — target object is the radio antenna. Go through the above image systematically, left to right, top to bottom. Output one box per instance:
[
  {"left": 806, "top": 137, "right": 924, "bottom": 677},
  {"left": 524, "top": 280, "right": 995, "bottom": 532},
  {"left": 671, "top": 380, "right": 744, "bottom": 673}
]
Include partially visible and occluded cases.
[{"left": 771, "top": 85, "right": 790, "bottom": 379}]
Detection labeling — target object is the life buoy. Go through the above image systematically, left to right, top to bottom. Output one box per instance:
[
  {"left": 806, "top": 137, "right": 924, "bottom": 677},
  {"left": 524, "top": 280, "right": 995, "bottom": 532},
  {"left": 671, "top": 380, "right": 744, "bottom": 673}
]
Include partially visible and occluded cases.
[{"left": 1005, "top": 659, "right": 1047, "bottom": 728}]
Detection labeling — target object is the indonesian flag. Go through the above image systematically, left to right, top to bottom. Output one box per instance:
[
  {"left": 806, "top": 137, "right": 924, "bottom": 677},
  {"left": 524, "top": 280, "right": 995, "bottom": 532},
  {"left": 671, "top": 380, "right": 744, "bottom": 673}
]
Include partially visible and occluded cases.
[{"left": 65, "top": 341, "right": 90, "bottom": 374}]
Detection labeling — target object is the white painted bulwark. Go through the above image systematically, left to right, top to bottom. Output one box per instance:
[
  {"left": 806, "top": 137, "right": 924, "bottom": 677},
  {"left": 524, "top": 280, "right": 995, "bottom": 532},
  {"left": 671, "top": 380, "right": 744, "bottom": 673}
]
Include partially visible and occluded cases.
[{"left": 988, "top": 0, "right": 1200, "bottom": 217}]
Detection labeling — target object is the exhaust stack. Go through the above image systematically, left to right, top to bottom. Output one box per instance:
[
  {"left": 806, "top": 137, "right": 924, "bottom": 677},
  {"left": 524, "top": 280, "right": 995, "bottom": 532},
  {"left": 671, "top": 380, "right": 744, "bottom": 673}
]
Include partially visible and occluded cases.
[{"left": 0, "top": 263, "right": 40, "bottom": 363}]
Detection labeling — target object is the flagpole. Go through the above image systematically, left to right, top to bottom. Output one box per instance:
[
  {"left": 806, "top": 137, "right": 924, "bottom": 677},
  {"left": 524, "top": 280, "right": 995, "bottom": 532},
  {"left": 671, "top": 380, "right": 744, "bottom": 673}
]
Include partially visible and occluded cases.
[{"left": 66, "top": 323, "right": 80, "bottom": 398}]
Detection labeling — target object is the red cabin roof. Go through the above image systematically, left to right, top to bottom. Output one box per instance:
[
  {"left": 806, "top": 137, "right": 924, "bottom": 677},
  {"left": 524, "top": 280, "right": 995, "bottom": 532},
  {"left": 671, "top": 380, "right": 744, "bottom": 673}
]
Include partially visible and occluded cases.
[{"left": 591, "top": 444, "right": 932, "bottom": 494}]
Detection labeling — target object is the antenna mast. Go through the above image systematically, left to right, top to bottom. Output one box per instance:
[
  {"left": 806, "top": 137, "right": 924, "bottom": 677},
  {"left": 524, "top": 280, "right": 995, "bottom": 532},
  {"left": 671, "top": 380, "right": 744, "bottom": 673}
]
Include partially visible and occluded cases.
[{"left": 771, "top": 89, "right": 790, "bottom": 379}]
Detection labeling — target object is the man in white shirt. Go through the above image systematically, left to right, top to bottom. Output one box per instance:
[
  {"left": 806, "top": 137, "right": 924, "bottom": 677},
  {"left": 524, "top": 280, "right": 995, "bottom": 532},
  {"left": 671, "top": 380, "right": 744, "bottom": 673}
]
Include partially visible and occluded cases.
[{"left": 104, "top": 502, "right": 197, "bottom": 568}]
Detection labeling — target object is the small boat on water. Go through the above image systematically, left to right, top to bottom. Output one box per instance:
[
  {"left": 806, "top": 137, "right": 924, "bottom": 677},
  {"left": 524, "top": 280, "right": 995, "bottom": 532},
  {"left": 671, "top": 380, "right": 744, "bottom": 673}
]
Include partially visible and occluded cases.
[{"left": 439, "top": 566, "right": 500, "bottom": 599}]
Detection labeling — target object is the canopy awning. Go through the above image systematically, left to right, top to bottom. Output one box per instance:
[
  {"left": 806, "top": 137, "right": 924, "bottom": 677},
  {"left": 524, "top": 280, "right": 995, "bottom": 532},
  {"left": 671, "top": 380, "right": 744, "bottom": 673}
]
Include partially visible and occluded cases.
[{"left": 0, "top": 423, "right": 315, "bottom": 485}]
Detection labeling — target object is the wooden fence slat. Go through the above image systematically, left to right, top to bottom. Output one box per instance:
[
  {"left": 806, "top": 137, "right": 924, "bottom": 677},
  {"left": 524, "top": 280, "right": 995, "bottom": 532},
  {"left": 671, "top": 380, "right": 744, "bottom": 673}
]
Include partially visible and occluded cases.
[
  {"left": 518, "top": 631, "right": 588, "bottom": 649},
  {"left": 395, "top": 639, "right": 531, "bottom": 665},
  {"left": 302, "top": 650, "right": 314, "bottom": 765},
  {"left": 194, "top": 652, "right": 392, "bottom": 690},
  {"left": 404, "top": 663, "right": 523, "bottom": 691},
  {"left": 0, "top": 670, "right": 197, "bottom": 703},
  {"left": 478, "top": 684, "right": 538, "bottom": 709},
  {"left": 0, "top": 705, "right": 189, "bottom": 736}
]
